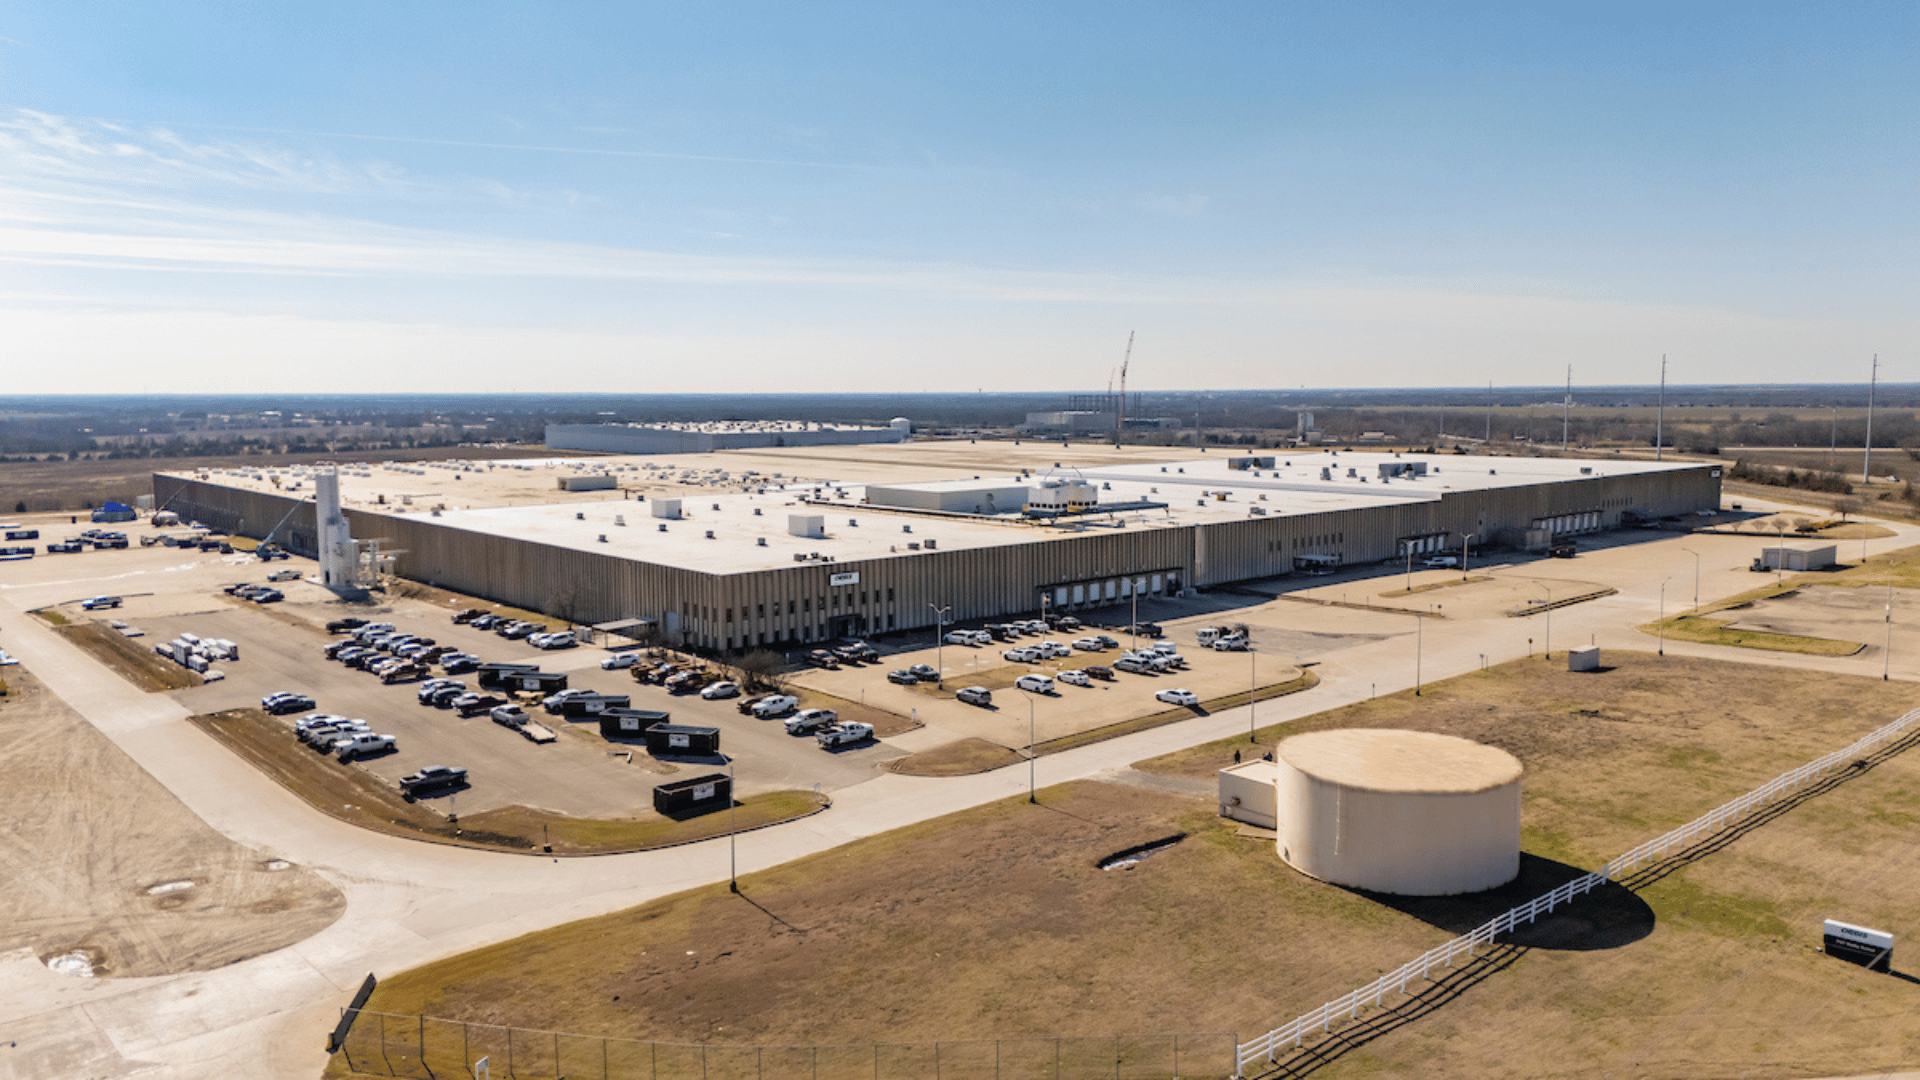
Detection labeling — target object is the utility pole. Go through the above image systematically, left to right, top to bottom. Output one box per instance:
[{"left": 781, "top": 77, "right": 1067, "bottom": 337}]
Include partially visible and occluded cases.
[
  {"left": 1864, "top": 354, "right": 1879, "bottom": 483},
  {"left": 1656, "top": 355, "right": 1666, "bottom": 461}
]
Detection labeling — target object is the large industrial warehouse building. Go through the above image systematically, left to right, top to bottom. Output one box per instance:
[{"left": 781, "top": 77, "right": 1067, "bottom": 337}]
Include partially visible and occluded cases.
[{"left": 153, "top": 447, "right": 1719, "bottom": 651}]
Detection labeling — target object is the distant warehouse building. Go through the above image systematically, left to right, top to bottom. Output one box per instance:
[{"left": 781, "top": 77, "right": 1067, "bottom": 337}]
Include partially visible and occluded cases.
[
  {"left": 546, "top": 419, "right": 910, "bottom": 455},
  {"left": 154, "top": 451, "right": 1720, "bottom": 652}
]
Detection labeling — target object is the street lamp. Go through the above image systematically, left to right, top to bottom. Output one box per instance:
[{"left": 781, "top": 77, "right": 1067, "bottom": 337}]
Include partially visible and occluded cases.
[
  {"left": 1461, "top": 532, "right": 1477, "bottom": 580},
  {"left": 1404, "top": 547, "right": 1414, "bottom": 592},
  {"left": 1679, "top": 547, "right": 1700, "bottom": 611},
  {"left": 1658, "top": 578, "right": 1669, "bottom": 656},
  {"left": 1533, "top": 581, "right": 1553, "bottom": 657},
  {"left": 1885, "top": 584, "right": 1894, "bottom": 681},
  {"left": 929, "top": 603, "right": 951, "bottom": 687},
  {"left": 1415, "top": 605, "right": 1427, "bottom": 694},
  {"left": 1247, "top": 640, "right": 1258, "bottom": 743},
  {"left": 1027, "top": 695, "right": 1038, "bottom": 803},
  {"left": 721, "top": 752, "right": 739, "bottom": 892}
]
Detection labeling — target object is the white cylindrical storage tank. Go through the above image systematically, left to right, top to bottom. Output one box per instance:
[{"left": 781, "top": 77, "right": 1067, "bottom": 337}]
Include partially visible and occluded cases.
[
  {"left": 889, "top": 417, "right": 912, "bottom": 440},
  {"left": 1275, "top": 729, "right": 1521, "bottom": 896}
]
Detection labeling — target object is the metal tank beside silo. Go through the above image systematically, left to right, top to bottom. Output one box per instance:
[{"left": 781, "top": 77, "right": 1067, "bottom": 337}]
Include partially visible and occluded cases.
[{"left": 1274, "top": 729, "right": 1522, "bottom": 896}]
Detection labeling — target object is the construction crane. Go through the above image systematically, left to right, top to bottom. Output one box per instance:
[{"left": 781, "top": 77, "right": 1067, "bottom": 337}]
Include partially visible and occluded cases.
[{"left": 1114, "top": 331, "right": 1133, "bottom": 447}]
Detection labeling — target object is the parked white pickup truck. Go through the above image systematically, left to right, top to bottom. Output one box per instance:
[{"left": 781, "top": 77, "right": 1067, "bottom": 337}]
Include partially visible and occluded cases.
[{"left": 816, "top": 722, "right": 874, "bottom": 748}]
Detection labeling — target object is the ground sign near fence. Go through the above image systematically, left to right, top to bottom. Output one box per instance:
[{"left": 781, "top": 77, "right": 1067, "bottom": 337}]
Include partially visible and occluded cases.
[{"left": 1237, "top": 703, "right": 1920, "bottom": 1075}]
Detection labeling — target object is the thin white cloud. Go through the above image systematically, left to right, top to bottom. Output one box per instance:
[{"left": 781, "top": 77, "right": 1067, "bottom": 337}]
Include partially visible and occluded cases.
[{"left": 149, "top": 119, "right": 867, "bottom": 170}]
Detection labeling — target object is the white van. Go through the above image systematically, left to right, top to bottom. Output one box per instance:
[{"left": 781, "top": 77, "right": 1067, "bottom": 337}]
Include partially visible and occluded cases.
[
  {"left": 1196, "top": 627, "right": 1230, "bottom": 647},
  {"left": 1015, "top": 673, "right": 1055, "bottom": 694}
]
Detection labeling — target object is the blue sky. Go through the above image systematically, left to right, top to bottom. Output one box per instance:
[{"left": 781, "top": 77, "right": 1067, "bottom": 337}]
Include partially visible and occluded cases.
[{"left": 0, "top": 2, "right": 1912, "bottom": 394}]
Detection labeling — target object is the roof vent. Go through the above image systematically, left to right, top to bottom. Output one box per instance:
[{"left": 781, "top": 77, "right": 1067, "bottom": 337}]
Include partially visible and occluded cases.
[
  {"left": 713, "top": 503, "right": 721, "bottom": 510},
  {"left": 753, "top": 507, "right": 762, "bottom": 516},
  {"left": 575, "top": 512, "right": 585, "bottom": 520},
  {"left": 849, "top": 518, "right": 858, "bottom": 526},
  {"left": 658, "top": 523, "right": 668, "bottom": 532},
  {"left": 902, "top": 524, "right": 913, "bottom": 533},
  {"left": 705, "top": 530, "right": 715, "bottom": 539},
  {"left": 597, "top": 534, "right": 608, "bottom": 543},
  {"left": 757, "top": 537, "right": 767, "bottom": 546}
]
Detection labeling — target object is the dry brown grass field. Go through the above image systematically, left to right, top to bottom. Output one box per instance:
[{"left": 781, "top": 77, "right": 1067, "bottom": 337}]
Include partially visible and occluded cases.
[{"left": 330, "top": 652, "right": 1920, "bottom": 1078}]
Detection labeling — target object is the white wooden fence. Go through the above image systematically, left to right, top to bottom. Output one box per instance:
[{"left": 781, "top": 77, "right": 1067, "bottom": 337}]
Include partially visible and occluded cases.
[{"left": 1237, "top": 704, "right": 1920, "bottom": 1075}]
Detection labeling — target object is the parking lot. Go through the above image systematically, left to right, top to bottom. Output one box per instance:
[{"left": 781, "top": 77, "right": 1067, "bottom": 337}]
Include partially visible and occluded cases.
[
  {"left": 6, "top": 533, "right": 903, "bottom": 823},
  {"left": 787, "top": 606, "right": 1310, "bottom": 751}
]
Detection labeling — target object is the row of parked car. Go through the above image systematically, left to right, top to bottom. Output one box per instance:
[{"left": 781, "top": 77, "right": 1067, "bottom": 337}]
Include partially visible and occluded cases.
[
  {"left": 222, "top": 582, "right": 284, "bottom": 604},
  {"left": 450, "top": 607, "right": 577, "bottom": 648},
  {"left": 322, "top": 620, "right": 478, "bottom": 684},
  {"left": 799, "top": 641, "right": 879, "bottom": 669},
  {"left": 260, "top": 688, "right": 467, "bottom": 800},
  {"left": 260, "top": 691, "right": 412, "bottom": 767}
]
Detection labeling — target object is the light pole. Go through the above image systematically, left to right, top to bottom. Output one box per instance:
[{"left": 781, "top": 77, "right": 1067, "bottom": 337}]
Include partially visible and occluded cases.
[
  {"left": 1461, "top": 532, "right": 1477, "bottom": 580},
  {"left": 1404, "top": 547, "right": 1413, "bottom": 592},
  {"left": 1679, "top": 547, "right": 1700, "bottom": 611},
  {"left": 1658, "top": 578, "right": 1668, "bottom": 656},
  {"left": 1533, "top": 581, "right": 1553, "bottom": 657},
  {"left": 1885, "top": 584, "right": 1894, "bottom": 681},
  {"left": 1130, "top": 587, "right": 1139, "bottom": 651},
  {"left": 929, "top": 603, "right": 951, "bottom": 686},
  {"left": 1415, "top": 607, "right": 1425, "bottom": 695},
  {"left": 1247, "top": 641, "right": 1258, "bottom": 743},
  {"left": 1027, "top": 695, "right": 1038, "bottom": 803},
  {"left": 723, "top": 753, "right": 738, "bottom": 892}
]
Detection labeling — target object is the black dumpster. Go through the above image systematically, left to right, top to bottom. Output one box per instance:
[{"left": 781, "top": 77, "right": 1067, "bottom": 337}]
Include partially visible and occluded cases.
[
  {"left": 476, "top": 662, "right": 539, "bottom": 690},
  {"left": 510, "top": 670, "right": 569, "bottom": 693},
  {"left": 558, "top": 693, "right": 631, "bottom": 717},
  {"left": 600, "top": 708, "right": 671, "bottom": 738},
  {"left": 644, "top": 723, "right": 721, "bottom": 756},
  {"left": 653, "top": 772, "right": 731, "bottom": 815}
]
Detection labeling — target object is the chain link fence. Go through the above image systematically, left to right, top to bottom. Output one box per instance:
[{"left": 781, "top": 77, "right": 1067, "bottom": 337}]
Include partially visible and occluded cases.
[{"left": 336, "top": 1013, "right": 1236, "bottom": 1079}]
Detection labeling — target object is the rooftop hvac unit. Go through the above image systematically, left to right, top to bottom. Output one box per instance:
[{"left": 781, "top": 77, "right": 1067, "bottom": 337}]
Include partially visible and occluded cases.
[
  {"left": 753, "top": 508, "right": 762, "bottom": 516},
  {"left": 614, "top": 515, "right": 625, "bottom": 526},
  {"left": 849, "top": 519, "right": 858, "bottom": 526},
  {"left": 658, "top": 523, "right": 668, "bottom": 532},
  {"left": 902, "top": 524, "right": 913, "bottom": 533},
  {"left": 705, "top": 531, "right": 715, "bottom": 539},
  {"left": 598, "top": 534, "right": 608, "bottom": 543},
  {"left": 757, "top": 537, "right": 767, "bottom": 546},
  {"left": 924, "top": 539, "right": 937, "bottom": 549},
  {"left": 907, "top": 541, "right": 922, "bottom": 550},
  {"left": 793, "top": 553, "right": 807, "bottom": 562}
]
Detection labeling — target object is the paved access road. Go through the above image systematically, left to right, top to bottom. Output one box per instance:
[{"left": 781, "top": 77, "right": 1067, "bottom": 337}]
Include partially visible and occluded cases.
[{"left": 2, "top": 498, "right": 1917, "bottom": 1079}]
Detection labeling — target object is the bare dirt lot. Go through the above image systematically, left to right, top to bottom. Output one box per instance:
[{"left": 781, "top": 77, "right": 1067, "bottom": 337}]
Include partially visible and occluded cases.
[
  {"left": 331, "top": 653, "right": 1920, "bottom": 1079},
  {"left": 0, "top": 672, "right": 344, "bottom": 979}
]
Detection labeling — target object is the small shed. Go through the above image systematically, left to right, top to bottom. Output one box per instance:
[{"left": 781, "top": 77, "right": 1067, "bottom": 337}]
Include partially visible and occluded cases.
[
  {"left": 1762, "top": 543, "right": 1836, "bottom": 572},
  {"left": 1569, "top": 646, "right": 1601, "bottom": 672},
  {"left": 599, "top": 708, "right": 671, "bottom": 738},
  {"left": 645, "top": 723, "right": 721, "bottom": 756},
  {"left": 1218, "top": 759, "right": 1279, "bottom": 829},
  {"left": 653, "top": 773, "right": 731, "bottom": 815}
]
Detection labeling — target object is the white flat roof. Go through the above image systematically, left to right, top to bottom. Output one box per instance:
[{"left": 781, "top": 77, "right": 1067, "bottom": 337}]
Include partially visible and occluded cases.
[{"left": 164, "top": 448, "right": 1705, "bottom": 574}]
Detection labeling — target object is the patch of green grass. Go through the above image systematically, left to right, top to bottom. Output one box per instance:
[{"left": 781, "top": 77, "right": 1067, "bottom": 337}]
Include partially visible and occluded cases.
[
  {"left": 33, "top": 608, "right": 68, "bottom": 625},
  {"left": 1639, "top": 615, "right": 1863, "bottom": 656},
  {"left": 1639, "top": 875, "right": 1794, "bottom": 941}
]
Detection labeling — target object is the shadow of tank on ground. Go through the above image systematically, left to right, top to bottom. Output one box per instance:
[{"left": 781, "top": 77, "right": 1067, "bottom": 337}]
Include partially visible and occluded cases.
[{"left": 1349, "top": 852, "right": 1655, "bottom": 951}]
